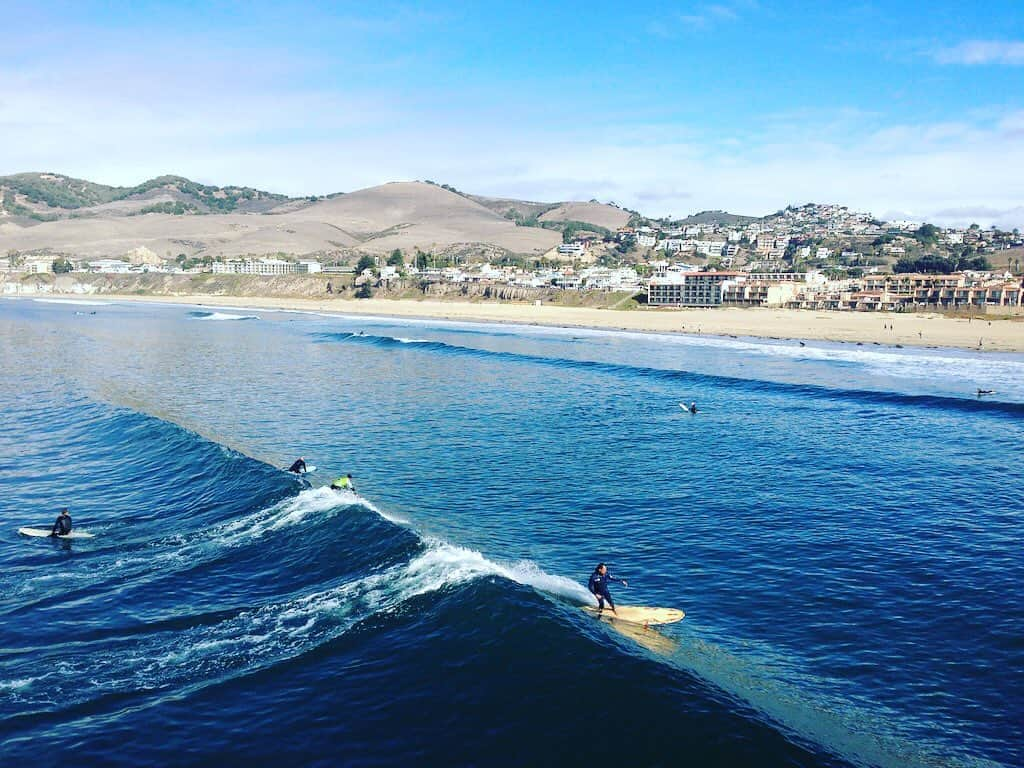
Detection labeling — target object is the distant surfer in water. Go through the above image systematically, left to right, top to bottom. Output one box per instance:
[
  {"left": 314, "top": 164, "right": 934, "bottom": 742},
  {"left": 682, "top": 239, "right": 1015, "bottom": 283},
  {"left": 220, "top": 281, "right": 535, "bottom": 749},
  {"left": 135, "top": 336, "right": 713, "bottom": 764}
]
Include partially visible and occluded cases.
[
  {"left": 689, "top": 402, "right": 698, "bottom": 414},
  {"left": 287, "top": 457, "right": 308, "bottom": 474},
  {"left": 330, "top": 473, "right": 355, "bottom": 492},
  {"left": 50, "top": 508, "right": 72, "bottom": 537},
  {"left": 588, "top": 563, "right": 627, "bottom": 614}
]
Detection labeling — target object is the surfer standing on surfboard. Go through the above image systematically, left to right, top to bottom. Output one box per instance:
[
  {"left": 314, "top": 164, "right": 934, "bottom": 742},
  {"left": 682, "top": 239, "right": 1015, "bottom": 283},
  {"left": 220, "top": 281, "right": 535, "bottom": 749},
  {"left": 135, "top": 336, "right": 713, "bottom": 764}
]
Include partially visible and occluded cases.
[
  {"left": 50, "top": 508, "right": 72, "bottom": 537},
  {"left": 588, "top": 563, "right": 627, "bottom": 615}
]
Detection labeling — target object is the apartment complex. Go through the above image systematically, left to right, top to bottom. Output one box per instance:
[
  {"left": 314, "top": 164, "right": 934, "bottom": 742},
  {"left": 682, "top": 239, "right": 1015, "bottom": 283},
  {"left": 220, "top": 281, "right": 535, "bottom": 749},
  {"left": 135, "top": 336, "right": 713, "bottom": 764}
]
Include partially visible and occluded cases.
[
  {"left": 212, "top": 259, "right": 322, "bottom": 276},
  {"left": 647, "top": 271, "right": 742, "bottom": 306}
]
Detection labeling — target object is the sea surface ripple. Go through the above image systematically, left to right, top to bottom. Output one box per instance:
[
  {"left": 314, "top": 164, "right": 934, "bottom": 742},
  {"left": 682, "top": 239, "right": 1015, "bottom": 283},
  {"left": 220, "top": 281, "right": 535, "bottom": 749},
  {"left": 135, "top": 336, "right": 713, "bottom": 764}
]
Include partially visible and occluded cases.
[{"left": 1, "top": 298, "right": 1021, "bottom": 768}]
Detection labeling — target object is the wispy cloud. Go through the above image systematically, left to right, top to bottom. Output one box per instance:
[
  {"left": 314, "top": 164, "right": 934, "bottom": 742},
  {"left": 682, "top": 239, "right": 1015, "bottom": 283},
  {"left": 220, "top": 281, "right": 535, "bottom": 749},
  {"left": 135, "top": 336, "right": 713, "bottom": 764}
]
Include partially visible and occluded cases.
[
  {"left": 650, "top": 1, "right": 750, "bottom": 35},
  {"left": 679, "top": 4, "right": 738, "bottom": 28},
  {"left": 934, "top": 40, "right": 1024, "bottom": 65},
  {"left": 930, "top": 206, "right": 1024, "bottom": 230}
]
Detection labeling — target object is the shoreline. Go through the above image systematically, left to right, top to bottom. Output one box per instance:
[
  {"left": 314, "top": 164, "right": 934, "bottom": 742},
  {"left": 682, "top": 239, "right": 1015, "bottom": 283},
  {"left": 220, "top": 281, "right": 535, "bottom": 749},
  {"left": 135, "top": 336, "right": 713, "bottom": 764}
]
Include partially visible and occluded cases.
[{"left": 83, "top": 294, "right": 1024, "bottom": 353}]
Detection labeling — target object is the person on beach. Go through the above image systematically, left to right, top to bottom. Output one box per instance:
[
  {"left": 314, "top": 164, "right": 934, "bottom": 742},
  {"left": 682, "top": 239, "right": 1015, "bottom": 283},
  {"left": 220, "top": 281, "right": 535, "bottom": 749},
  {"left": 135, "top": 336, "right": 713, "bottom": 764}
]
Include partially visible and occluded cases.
[
  {"left": 287, "top": 457, "right": 308, "bottom": 474},
  {"left": 330, "top": 473, "right": 355, "bottom": 492},
  {"left": 50, "top": 508, "right": 72, "bottom": 537},
  {"left": 588, "top": 563, "right": 627, "bottom": 614}
]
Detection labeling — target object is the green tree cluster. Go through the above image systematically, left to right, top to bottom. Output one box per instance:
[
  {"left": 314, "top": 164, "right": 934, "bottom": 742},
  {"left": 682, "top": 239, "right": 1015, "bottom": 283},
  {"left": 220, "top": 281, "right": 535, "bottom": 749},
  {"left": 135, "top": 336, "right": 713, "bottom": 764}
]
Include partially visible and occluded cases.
[
  {"left": 0, "top": 173, "right": 288, "bottom": 213},
  {"left": 136, "top": 201, "right": 198, "bottom": 215},
  {"left": 913, "top": 223, "right": 940, "bottom": 245},
  {"left": 893, "top": 253, "right": 991, "bottom": 274},
  {"left": 354, "top": 255, "right": 377, "bottom": 274}
]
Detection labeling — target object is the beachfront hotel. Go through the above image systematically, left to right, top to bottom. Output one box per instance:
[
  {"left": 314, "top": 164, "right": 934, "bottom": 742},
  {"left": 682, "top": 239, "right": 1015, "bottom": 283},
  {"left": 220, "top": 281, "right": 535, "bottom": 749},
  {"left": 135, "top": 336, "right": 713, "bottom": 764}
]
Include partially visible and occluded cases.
[
  {"left": 647, "top": 269, "right": 1024, "bottom": 312},
  {"left": 646, "top": 271, "right": 742, "bottom": 307}
]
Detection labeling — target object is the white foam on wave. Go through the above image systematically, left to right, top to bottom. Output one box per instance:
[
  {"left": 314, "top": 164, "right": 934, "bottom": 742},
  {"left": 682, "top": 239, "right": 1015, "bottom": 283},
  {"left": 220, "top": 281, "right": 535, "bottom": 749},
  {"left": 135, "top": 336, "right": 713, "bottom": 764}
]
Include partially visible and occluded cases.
[
  {"left": 33, "top": 298, "right": 110, "bottom": 306},
  {"left": 195, "top": 311, "right": 260, "bottom": 321},
  {"left": 332, "top": 312, "right": 1024, "bottom": 398},
  {"left": 395, "top": 337, "right": 431, "bottom": 344},
  {"left": 0, "top": 487, "right": 351, "bottom": 599},
  {"left": 1, "top": 533, "right": 567, "bottom": 708},
  {"left": 474, "top": 553, "right": 594, "bottom": 604},
  {"left": 0, "top": 676, "right": 41, "bottom": 691}
]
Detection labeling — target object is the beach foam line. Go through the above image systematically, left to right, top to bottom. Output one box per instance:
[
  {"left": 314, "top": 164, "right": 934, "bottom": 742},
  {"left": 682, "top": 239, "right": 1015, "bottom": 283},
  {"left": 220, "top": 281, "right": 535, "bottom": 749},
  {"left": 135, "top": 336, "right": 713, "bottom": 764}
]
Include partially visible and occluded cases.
[
  {"left": 33, "top": 298, "right": 110, "bottom": 306},
  {"left": 188, "top": 310, "right": 260, "bottom": 321},
  {"left": 335, "top": 310, "right": 1024, "bottom": 363},
  {"left": 318, "top": 330, "right": 1024, "bottom": 413}
]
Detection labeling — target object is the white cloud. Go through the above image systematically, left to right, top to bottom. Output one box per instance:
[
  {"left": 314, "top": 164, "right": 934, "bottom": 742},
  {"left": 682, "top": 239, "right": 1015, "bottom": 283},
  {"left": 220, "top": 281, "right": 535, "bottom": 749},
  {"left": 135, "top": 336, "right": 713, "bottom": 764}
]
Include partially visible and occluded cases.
[
  {"left": 667, "top": 2, "right": 746, "bottom": 31},
  {"left": 934, "top": 40, "right": 1024, "bottom": 65},
  {"left": 2, "top": 47, "right": 1023, "bottom": 229},
  {"left": 929, "top": 206, "right": 1024, "bottom": 230}
]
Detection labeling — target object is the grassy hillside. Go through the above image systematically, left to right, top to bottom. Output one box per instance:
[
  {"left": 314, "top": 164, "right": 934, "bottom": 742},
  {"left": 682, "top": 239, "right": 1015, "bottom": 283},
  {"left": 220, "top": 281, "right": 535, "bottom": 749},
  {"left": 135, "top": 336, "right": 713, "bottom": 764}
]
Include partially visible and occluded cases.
[
  {"left": 0, "top": 172, "right": 289, "bottom": 215},
  {"left": 0, "top": 172, "right": 122, "bottom": 210},
  {"left": 125, "top": 175, "right": 288, "bottom": 212},
  {"left": 466, "top": 194, "right": 559, "bottom": 223},
  {"left": 677, "top": 210, "right": 757, "bottom": 226}
]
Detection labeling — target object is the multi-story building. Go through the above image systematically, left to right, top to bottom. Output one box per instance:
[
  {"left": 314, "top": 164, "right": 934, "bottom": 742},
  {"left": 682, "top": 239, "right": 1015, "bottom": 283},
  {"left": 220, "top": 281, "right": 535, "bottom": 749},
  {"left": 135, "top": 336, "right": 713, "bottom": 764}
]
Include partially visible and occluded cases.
[
  {"left": 636, "top": 229, "right": 657, "bottom": 248},
  {"left": 695, "top": 241, "right": 726, "bottom": 257},
  {"left": 557, "top": 242, "right": 587, "bottom": 257},
  {"left": 212, "top": 258, "right": 321, "bottom": 275},
  {"left": 25, "top": 259, "right": 54, "bottom": 274},
  {"left": 87, "top": 259, "right": 131, "bottom": 273},
  {"left": 647, "top": 271, "right": 742, "bottom": 306},
  {"left": 859, "top": 273, "right": 1023, "bottom": 309},
  {"left": 721, "top": 280, "right": 798, "bottom": 307}
]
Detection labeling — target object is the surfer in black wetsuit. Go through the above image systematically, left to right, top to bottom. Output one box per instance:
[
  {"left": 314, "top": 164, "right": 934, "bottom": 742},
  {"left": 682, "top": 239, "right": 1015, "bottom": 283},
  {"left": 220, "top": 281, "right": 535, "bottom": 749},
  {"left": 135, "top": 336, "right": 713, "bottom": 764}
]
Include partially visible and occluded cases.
[
  {"left": 689, "top": 401, "right": 698, "bottom": 414},
  {"left": 287, "top": 457, "right": 308, "bottom": 474},
  {"left": 50, "top": 508, "right": 72, "bottom": 537},
  {"left": 588, "top": 563, "right": 627, "bottom": 614}
]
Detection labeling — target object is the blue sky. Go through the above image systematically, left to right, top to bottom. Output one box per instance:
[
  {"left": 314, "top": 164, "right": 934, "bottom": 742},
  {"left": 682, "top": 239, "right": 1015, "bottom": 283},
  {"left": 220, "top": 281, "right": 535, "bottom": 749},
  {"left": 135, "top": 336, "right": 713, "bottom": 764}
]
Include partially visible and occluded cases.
[{"left": 2, "top": 1, "right": 1023, "bottom": 225}]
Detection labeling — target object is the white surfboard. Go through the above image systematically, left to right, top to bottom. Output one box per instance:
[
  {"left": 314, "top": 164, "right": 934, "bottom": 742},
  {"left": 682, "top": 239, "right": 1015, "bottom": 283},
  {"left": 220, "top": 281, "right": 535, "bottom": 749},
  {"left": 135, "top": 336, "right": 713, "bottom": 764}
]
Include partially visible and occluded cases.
[
  {"left": 286, "top": 465, "right": 317, "bottom": 475},
  {"left": 18, "top": 527, "right": 95, "bottom": 539},
  {"left": 582, "top": 605, "right": 685, "bottom": 626}
]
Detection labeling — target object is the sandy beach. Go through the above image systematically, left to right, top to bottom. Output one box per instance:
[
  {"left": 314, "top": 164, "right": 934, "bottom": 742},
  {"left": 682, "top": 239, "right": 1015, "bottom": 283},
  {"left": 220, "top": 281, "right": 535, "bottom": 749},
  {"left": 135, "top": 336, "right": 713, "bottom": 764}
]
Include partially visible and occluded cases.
[{"left": 100, "top": 294, "right": 1024, "bottom": 353}]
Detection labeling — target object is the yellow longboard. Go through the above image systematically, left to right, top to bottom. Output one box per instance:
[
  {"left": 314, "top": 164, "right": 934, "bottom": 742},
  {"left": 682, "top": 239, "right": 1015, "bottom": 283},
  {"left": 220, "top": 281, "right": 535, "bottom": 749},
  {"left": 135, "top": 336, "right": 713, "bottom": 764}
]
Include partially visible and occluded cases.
[{"left": 581, "top": 605, "right": 684, "bottom": 626}]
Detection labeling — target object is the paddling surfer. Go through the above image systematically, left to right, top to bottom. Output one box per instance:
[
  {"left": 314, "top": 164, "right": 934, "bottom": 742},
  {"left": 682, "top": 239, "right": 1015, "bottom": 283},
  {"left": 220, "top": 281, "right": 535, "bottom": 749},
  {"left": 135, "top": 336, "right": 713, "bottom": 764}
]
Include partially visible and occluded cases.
[
  {"left": 50, "top": 508, "right": 72, "bottom": 537},
  {"left": 588, "top": 563, "right": 627, "bottom": 615}
]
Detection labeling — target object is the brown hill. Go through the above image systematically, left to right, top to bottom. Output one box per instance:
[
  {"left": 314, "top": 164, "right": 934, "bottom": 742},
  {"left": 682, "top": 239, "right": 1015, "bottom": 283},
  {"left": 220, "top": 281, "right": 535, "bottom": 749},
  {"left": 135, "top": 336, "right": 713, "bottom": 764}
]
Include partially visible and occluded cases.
[
  {"left": 0, "top": 180, "right": 560, "bottom": 259},
  {"left": 286, "top": 182, "right": 558, "bottom": 254},
  {"left": 538, "top": 201, "right": 630, "bottom": 230}
]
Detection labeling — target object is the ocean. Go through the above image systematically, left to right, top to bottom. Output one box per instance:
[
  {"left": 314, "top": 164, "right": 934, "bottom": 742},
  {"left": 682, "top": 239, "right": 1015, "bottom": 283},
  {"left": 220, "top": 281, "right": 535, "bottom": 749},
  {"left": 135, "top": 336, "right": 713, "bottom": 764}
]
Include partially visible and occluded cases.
[{"left": 1, "top": 298, "right": 1021, "bottom": 768}]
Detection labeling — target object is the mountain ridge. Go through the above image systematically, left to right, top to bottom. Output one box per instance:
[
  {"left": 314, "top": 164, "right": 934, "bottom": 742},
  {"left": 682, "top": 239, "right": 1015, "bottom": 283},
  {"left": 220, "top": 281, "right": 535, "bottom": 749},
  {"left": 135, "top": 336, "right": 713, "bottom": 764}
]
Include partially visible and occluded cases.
[{"left": 0, "top": 174, "right": 641, "bottom": 260}]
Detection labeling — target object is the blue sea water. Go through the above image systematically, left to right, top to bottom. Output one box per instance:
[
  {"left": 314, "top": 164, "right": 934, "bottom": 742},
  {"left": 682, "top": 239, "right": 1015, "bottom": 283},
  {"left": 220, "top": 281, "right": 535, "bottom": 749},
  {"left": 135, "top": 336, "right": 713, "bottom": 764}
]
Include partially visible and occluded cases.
[{"left": 1, "top": 297, "right": 1021, "bottom": 768}]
